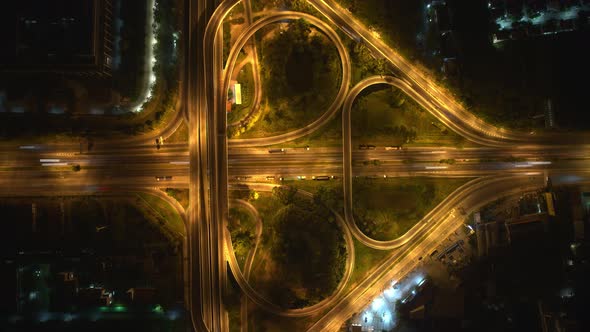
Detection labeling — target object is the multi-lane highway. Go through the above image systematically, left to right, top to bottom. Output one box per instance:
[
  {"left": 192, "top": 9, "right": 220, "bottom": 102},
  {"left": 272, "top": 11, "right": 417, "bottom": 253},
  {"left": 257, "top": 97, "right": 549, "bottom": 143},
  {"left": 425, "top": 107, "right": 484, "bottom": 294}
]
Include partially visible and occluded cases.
[{"left": 3, "top": 0, "right": 590, "bottom": 331}]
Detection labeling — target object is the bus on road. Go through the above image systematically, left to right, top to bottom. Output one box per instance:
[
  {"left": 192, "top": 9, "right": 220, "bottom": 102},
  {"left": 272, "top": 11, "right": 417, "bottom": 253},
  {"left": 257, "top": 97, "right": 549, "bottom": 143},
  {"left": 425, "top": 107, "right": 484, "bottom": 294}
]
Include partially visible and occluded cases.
[{"left": 312, "top": 176, "right": 333, "bottom": 181}]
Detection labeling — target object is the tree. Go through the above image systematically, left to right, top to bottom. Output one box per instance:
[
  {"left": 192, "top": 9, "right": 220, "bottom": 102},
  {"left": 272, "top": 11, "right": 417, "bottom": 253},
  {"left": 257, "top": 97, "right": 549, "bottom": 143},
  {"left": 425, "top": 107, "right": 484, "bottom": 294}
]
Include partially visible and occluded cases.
[
  {"left": 289, "top": 0, "right": 313, "bottom": 12},
  {"left": 289, "top": 19, "right": 311, "bottom": 43},
  {"left": 375, "top": 58, "right": 389, "bottom": 77},
  {"left": 388, "top": 88, "right": 406, "bottom": 108},
  {"left": 229, "top": 184, "right": 251, "bottom": 200},
  {"left": 273, "top": 185, "right": 298, "bottom": 205},
  {"left": 248, "top": 190, "right": 259, "bottom": 201}
]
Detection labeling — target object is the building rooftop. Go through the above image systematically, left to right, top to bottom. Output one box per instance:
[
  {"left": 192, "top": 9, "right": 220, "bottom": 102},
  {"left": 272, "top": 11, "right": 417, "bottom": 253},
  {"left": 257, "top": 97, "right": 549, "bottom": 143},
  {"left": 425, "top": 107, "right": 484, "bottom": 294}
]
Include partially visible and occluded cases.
[{"left": 0, "top": 0, "right": 112, "bottom": 76}]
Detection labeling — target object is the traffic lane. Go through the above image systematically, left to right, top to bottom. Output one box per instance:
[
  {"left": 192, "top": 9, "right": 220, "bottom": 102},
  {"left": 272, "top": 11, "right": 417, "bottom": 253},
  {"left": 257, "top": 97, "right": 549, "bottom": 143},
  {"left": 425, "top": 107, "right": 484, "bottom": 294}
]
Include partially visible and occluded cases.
[
  {"left": 5, "top": 141, "right": 590, "bottom": 169},
  {"left": 5, "top": 159, "right": 590, "bottom": 184}
]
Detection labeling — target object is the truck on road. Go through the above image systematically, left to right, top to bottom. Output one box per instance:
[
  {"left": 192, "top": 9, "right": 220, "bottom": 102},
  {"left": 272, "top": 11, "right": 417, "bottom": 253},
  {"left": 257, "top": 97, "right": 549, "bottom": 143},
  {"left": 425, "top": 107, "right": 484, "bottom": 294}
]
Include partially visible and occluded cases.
[{"left": 268, "top": 148, "right": 285, "bottom": 153}]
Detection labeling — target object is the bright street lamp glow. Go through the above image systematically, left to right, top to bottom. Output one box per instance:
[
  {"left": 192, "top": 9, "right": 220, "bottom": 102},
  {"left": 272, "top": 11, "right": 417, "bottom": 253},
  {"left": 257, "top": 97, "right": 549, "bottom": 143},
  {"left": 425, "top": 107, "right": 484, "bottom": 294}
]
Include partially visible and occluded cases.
[
  {"left": 384, "top": 287, "right": 396, "bottom": 299},
  {"left": 371, "top": 297, "right": 385, "bottom": 311},
  {"left": 383, "top": 311, "right": 391, "bottom": 324}
]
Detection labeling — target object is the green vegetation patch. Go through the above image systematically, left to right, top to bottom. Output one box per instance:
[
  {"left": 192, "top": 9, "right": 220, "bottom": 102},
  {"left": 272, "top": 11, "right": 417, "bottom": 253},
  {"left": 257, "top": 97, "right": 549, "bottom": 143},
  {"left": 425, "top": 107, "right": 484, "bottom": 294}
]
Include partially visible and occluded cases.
[
  {"left": 251, "top": 0, "right": 318, "bottom": 14},
  {"left": 238, "top": 19, "right": 341, "bottom": 138},
  {"left": 348, "top": 39, "right": 389, "bottom": 83},
  {"left": 228, "top": 63, "right": 255, "bottom": 125},
  {"left": 352, "top": 85, "right": 464, "bottom": 146},
  {"left": 281, "top": 109, "right": 343, "bottom": 148},
  {"left": 165, "top": 120, "right": 188, "bottom": 143},
  {"left": 352, "top": 177, "right": 469, "bottom": 240},
  {"left": 280, "top": 179, "right": 342, "bottom": 196},
  {"left": 164, "top": 188, "right": 189, "bottom": 210},
  {"left": 250, "top": 188, "right": 346, "bottom": 309},
  {"left": 136, "top": 192, "right": 185, "bottom": 237},
  {"left": 228, "top": 206, "right": 257, "bottom": 269},
  {"left": 348, "top": 238, "right": 392, "bottom": 287}
]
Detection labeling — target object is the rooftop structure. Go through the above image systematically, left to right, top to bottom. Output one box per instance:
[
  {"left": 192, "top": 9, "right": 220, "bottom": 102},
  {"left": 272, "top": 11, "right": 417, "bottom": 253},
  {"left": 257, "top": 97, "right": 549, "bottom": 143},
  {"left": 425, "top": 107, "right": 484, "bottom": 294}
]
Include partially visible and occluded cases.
[
  {"left": 0, "top": 0, "right": 113, "bottom": 77},
  {"left": 489, "top": 0, "right": 590, "bottom": 44}
]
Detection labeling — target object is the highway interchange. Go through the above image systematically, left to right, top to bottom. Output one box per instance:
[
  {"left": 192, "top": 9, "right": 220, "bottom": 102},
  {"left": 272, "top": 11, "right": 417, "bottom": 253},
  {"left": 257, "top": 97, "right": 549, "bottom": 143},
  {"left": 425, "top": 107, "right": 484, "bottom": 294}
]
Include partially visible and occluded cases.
[{"left": 2, "top": 0, "right": 590, "bottom": 331}]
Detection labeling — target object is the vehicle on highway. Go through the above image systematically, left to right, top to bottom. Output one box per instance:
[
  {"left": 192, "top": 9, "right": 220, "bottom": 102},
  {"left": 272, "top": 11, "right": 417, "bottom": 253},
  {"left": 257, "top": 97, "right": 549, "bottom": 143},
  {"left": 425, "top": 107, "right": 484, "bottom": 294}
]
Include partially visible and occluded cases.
[
  {"left": 340, "top": 25, "right": 361, "bottom": 42},
  {"left": 359, "top": 144, "right": 376, "bottom": 150},
  {"left": 385, "top": 146, "right": 402, "bottom": 150},
  {"left": 268, "top": 148, "right": 285, "bottom": 153},
  {"left": 312, "top": 175, "right": 334, "bottom": 181},
  {"left": 155, "top": 176, "right": 173, "bottom": 181},
  {"left": 265, "top": 176, "right": 275, "bottom": 180},
  {"left": 430, "top": 249, "right": 439, "bottom": 258}
]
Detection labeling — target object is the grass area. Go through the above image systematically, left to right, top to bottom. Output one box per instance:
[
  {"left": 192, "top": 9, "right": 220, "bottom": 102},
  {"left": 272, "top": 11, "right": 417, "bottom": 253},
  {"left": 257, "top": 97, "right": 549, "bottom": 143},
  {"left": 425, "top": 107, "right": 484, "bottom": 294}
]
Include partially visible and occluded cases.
[
  {"left": 223, "top": 4, "right": 245, "bottom": 66},
  {"left": 236, "top": 20, "right": 342, "bottom": 138},
  {"left": 223, "top": 21, "right": 232, "bottom": 66},
  {"left": 228, "top": 63, "right": 255, "bottom": 125},
  {"left": 351, "top": 85, "right": 466, "bottom": 147},
  {"left": 283, "top": 109, "right": 343, "bottom": 148},
  {"left": 165, "top": 120, "right": 188, "bottom": 143},
  {"left": 352, "top": 177, "right": 470, "bottom": 240},
  {"left": 283, "top": 179, "right": 341, "bottom": 192},
  {"left": 163, "top": 188, "right": 189, "bottom": 210},
  {"left": 249, "top": 190, "right": 346, "bottom": 309},
  {"left": 136, "top": 192, "right": 186, "bottom": 237},
  {"left": 228, "top": 205, "right": 257, "bottom": 269},
  {"left": 348, "top": 238, "right": 392, "bottom": 287}
]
